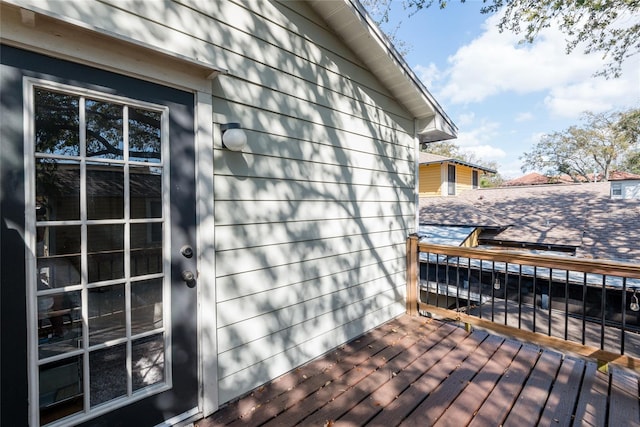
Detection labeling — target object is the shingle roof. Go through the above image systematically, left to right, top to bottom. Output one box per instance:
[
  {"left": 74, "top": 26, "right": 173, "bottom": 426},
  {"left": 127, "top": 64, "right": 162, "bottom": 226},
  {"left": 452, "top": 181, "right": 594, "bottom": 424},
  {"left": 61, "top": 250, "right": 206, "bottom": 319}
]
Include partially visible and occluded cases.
[{"left": 419, "top": 182, "right": 640, "bottom": 262}]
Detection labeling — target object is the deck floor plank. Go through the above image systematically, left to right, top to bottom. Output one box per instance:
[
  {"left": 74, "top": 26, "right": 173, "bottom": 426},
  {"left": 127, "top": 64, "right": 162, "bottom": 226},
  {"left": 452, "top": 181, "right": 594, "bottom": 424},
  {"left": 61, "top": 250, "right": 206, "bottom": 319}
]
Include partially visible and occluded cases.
[
  {"left": 197, "top": 315, "right": 640, "bottom": 427},
  {"left": 336, "top": 322, "right": 463, "bottom": 426},
  {"left": 300, "top": 330, "right": 426, "bottom": 426},
  {"left": 365, "top": 330, "right": 489, "bottom": 426},
  {"left": 400, "top": 334, "right": 505, "bottom": 426},
  {"left": 432, "top": 339, "right": 522, "bottom": 427},
  {"left": 467, "top": 343, "right": 540, "bottom": 427},
  {"left": 502, "top": 349, "right": 563, "bottom": 426},
  {"left": 538, "top": 356, "right": 585, "bottom": 426},
  {"left": 572, "top": 361, "right": 609, "bottom": 427},
  {"left": 609, "top": 366, "right": 640, "bottom": 427}
]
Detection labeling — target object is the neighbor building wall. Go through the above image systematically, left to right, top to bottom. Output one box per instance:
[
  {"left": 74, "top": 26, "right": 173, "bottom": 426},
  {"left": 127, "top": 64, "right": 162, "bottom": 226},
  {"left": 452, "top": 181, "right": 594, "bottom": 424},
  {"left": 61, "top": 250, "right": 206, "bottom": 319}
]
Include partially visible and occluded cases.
[
  {"left": 2, "top": 0, "right": 418, "bottom": 408},
  {"left": 419, "top": 164, "right": 442, "bottom": 197},
  {"left": 456, "top": 165, "right": 473, "bottom": 195}
]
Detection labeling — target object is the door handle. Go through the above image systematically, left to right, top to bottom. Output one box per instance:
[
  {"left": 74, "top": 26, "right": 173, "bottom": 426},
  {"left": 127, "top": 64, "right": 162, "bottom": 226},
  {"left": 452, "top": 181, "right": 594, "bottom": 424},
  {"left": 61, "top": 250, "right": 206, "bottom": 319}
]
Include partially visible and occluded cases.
[{"left": 181, "top": 270, "right": 196, "bottom": 288}]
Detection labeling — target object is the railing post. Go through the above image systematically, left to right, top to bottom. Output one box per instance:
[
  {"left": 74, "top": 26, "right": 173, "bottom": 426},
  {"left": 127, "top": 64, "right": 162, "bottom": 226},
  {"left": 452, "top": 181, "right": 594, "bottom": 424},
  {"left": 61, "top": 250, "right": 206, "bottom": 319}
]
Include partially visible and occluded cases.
[{"left": 406, "top": 233, "right": 419, "bottom": 316}]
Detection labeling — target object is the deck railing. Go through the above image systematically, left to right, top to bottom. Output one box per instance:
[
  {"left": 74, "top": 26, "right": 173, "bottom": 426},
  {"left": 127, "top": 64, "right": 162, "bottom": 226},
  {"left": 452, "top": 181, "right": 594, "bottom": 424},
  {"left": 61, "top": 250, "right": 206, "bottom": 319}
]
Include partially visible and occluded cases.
[{"left": 406, "top": 234, "right": 640, "bottom": 370}]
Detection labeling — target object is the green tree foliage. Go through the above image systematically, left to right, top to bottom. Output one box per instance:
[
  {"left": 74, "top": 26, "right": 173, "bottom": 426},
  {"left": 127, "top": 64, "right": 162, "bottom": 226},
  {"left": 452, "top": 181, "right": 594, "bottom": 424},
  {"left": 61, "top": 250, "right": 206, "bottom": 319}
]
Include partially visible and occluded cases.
[
  {"left": 364, "top": 0, "right": 640, "bottom": 77},
  {"left": 521, "top": 108, "right": 640, "bottom": 181}
]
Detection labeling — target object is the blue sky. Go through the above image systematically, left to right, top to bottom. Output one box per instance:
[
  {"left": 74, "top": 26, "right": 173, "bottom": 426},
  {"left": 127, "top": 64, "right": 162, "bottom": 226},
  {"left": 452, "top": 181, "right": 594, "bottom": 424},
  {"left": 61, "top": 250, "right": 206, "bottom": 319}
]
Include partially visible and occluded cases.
[{"left": 368, "top": 1, "right": 640, "bottom": 178}]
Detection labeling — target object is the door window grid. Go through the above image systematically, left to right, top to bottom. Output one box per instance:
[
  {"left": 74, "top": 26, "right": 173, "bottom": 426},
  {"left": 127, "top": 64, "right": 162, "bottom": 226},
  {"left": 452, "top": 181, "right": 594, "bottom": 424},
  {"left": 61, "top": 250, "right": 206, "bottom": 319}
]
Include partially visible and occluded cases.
[{"left": 26, "top": 79, "right": 171, "bottom": 427}]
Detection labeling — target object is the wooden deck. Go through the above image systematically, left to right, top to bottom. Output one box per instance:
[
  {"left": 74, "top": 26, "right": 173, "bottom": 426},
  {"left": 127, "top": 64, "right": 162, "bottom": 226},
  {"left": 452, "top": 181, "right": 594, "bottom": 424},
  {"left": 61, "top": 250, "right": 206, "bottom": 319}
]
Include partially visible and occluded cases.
[{"left": 197, "top": 315, "right": 640, "bottom": 427}]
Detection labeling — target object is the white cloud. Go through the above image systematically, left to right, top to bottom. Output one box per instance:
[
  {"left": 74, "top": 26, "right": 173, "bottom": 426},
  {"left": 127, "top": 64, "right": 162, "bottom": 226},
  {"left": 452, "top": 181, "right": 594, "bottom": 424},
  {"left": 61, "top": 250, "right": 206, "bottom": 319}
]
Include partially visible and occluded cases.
[
  {"left": 432, "top": 13, "right": 639, "bottom": 117},
  {"left": 414, "top": 62, "right": 442, "bottom": 89},
  {"left": 457, "top": 112, "right": 475, "bottom": 126},
  {"left": 515, "top": 112, "right": 534, "bottom": 122},
  {"left": 454, "top": 119, "right": 507, "bottom": 163}
]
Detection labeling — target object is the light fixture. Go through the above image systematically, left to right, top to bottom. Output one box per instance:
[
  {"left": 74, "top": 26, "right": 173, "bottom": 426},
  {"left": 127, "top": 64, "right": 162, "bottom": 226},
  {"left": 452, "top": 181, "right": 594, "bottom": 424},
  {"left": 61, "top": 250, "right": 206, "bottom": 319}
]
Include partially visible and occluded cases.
[
  {"left": 221, "top": 122, "right": 247, "bottom": 151},
  {"left": 493, "top": 277, "right": 501, "bottom": 290},
  {"left": 631, "top": 289, "right": 639, "bottom": 312}
]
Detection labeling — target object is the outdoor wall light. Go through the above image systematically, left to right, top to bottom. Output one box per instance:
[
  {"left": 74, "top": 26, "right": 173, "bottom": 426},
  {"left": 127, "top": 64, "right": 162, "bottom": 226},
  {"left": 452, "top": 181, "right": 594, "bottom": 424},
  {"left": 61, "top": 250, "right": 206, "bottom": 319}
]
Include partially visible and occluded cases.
[
  {"left": 221, "top": 122, "right": 247, "bottom": 151},
  {"left": 493, "top": 277, "right": 501, "bottom": 290},
  {"left": 631, "top": 289, "right": 639, "bottom": 312}
]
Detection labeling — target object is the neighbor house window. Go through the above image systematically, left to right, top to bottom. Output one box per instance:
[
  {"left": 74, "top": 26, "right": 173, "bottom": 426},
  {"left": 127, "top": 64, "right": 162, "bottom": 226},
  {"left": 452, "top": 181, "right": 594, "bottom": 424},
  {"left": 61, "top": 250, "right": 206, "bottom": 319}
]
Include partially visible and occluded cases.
[
  {"left": 447, "top": 164, "right": 456, "bottom": 195},
  {"left": 472, "top": 170, "right": 479, "bottom": 189},
  {"left": 612, "top": 183, "right": 622, "bottom": 197}
]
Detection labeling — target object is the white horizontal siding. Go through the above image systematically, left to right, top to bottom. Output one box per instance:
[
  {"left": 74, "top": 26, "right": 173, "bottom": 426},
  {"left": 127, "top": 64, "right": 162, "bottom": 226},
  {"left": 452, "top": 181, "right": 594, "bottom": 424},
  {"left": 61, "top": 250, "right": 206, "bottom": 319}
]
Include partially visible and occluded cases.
[
  {"left": 208, "top": 0, "right": 416, "bottom": 403},
  {"left": 215, "top": 215, "right": 414, "bottom": 251},
  {"left": 215, "top": 230, "right": 407, "bottom": 277},
  {"left": 216, "top": 251, "right": 404, "bottom": 302},
  {"left": 217, "top": 270, "right": 406, "bottom": 332},
  {"left": 217, "top": 277, "right": 404, "bottom": 372},
  {"left": 216, "top": 292, "right": 405, "bottom": 403}
]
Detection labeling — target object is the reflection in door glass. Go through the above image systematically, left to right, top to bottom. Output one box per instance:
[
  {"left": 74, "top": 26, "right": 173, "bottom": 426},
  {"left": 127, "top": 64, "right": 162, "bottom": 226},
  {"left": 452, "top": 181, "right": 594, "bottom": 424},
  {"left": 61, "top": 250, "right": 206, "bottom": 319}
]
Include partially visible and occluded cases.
[
  {"left": 35, "top": 89, "right": 80, "bottom": 156},
  {"left": 86, "top": 99, "right": 123, "bottom": 160},
  {"left": 129, "top": 108, "right": 161, "bottom": 163},
  {"left": 36, "top": 159, "right": 80, "bottom": 221},
  {"left": 87, "top": 163, "right": 124, "bottom": 220},
  {"left": 87, "top": 224, "right": 124, "bottom": 283},
  {"left": 37, "top": 225, "right": 81, "bottom": 289},
  {"left": 131, "top": 279, "right": 163, "bottom": 334},
  {"left": 88, "top": 284, "right": 125, "bottom": 345},
  {"left": 38, "top": 290, "right": 82, "bottom": 359},
  {"left": 132, "top": 334, "right": 165, "bottom": 391},
  {"left": 89, "top": 344, "right": 127, "bottom": 406},
  {"left": 39, "top": 356, "right": 84, "bottom": 425}
]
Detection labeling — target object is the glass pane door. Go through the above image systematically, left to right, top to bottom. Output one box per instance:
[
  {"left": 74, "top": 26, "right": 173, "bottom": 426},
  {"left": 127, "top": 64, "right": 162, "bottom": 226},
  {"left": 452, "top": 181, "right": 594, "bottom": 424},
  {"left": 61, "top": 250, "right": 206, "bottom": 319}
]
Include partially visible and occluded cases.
[{"left": 29, "top": 83, "right": 170, "bottom": 426}]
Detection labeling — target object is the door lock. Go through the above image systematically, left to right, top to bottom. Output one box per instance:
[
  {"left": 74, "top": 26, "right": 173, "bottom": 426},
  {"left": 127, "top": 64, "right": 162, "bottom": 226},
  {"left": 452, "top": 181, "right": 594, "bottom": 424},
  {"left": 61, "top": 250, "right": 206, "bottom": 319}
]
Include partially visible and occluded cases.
[
  {"left": 180, "top": 245, "right": 194, "bottom": 258},
  {"left": 181, "top": 270, "right": 196, "bottom": 288}
]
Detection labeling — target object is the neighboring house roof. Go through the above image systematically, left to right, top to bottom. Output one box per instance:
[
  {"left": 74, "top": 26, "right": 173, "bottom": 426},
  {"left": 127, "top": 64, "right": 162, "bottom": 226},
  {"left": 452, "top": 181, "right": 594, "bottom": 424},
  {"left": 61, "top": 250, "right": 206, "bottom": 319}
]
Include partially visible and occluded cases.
[
  {"left": 309, "top": 0, "right": 457, "bottom": 143},
  {"left": 418, "top": 152, "right": 497, "bottom": 174},
  {"left": 505, "top": 171, "right": 640, "bottom": 186},
  {"left": 609, "top": 171, "right": 640, "bottom": 181},
  {"left": 503, "top": 172, "right": 575, "bottom": 186},
  {"left": 419, "top": 182, "right": 640, "bottom": 262}
]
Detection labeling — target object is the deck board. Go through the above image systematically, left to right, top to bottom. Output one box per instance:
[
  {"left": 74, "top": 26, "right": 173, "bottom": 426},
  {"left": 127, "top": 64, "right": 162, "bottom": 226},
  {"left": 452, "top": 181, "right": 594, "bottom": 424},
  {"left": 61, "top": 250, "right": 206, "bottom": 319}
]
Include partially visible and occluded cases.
[
  {"left": 197, "top": 315, "right": 640, "bottom": 427},
  {"left": 432, "top": 339, "right": 521, "bottom": 427},
  {"left": 573, "top": 361, "right": 609, "bottom": 427},
  {"left": 609, "top": 366, "right": 640, "bottom": 427}
]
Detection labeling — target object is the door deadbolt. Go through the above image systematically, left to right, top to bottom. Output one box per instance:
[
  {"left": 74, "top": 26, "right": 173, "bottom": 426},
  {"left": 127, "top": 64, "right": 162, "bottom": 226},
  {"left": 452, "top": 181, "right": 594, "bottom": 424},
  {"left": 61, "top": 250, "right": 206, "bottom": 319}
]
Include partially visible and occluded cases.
[{"left": 180, "top": 245, "right": 194, "bottom": 258}]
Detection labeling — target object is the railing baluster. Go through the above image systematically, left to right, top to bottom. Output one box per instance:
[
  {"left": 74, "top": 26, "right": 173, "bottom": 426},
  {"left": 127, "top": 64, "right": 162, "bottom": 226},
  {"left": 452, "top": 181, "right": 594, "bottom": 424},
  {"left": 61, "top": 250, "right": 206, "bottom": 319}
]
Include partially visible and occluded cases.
[
  {"left": 435, "top": 254, "right": 440, "bottom": 309},
  {"left": 445, "top": 255, "right": 450, "bottom": 310},
  {"left": 467, "top": 257, "right": 471, "bottom": 315},
  {"left": 479, "top": 260, "right": 483, "bottom": 319},
  {"left": 491, "top": 261, "right": 496, "bottom": 323},
  {"left": 505, "top": 263, "right": 509, "bottom": 326},
  {"left": 518, "top": 264, "right": 523, "bottom": 330},
  {"left": 533, "top": 266, "right": 537, "bottom": 333},
  {"left": 548, "top": 268, "right": 552, "bottom": 337},
  {"left": 564, "top": 270, "right": 569, "bottom": 341},
  {"left": 582, "top": 272, "right": 587, "bottom": 346},
  {"left": 601, "top": 275, "right": 606, "bottom": 350},
  {"left": 622, "top": 277, "right": 627, "bottom": 355}
]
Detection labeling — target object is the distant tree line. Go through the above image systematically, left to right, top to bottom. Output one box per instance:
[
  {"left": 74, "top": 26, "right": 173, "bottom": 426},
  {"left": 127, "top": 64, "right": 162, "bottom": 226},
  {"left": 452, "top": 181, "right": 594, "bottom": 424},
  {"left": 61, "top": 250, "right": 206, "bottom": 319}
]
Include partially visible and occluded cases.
[{"left": 521, "top": 108, "right": 640, "bottom": 181}]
